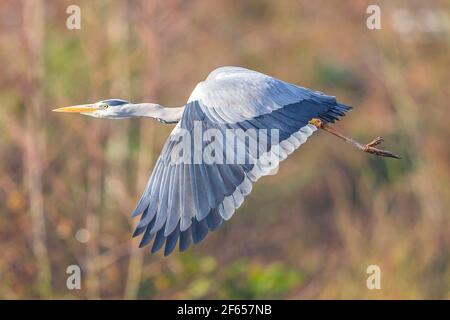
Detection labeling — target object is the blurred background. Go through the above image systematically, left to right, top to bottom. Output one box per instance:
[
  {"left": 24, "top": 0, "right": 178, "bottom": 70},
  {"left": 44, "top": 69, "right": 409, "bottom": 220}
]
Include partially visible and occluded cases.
[{"left": 0, "top": 0, "right": 449, "bottom": 299}]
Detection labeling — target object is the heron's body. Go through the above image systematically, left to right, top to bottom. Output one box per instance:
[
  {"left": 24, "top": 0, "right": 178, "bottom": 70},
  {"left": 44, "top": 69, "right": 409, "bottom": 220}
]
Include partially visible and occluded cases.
[{"left": 54, "top": 66, "right": 399, "bottom": 256}]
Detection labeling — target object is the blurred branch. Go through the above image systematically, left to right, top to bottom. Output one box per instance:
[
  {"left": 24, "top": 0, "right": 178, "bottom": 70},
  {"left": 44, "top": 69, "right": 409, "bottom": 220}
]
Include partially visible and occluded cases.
[
  {"left": 21, "top": 0, "right": 52, "bottom": 298},
  {"left": 107, "top": 0, "right": 145, "bottom": 300}
]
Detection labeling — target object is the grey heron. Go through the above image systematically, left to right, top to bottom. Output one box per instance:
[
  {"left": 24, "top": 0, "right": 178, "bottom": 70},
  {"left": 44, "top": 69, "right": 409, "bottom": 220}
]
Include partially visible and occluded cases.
[{"left": 53, "top": 66, "right": 399, "bottom": 256}]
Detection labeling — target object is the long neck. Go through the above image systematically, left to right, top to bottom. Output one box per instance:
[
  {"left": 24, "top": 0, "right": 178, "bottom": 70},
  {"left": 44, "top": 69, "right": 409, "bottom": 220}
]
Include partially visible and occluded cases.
[{"left": 133, "top": 103, "right": 185, "bottom": 124}]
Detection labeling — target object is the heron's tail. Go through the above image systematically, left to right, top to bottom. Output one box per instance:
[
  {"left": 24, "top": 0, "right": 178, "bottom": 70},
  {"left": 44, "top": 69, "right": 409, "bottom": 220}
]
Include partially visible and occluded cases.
[{"left": 319, "top": 102, "right": 352, "bottom": 123}]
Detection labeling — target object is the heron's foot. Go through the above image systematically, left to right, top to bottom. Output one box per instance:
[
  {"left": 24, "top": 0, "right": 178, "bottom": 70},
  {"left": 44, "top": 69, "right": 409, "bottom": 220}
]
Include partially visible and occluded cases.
[
  {"left": 309, "top": 118, "right": 324, "bottom": 129},
  {"left": 310, "top": 118, "right": 401, "bottom": 160},
  {"left": 363, "top": 137, "right": 401, "bottom": 159}
]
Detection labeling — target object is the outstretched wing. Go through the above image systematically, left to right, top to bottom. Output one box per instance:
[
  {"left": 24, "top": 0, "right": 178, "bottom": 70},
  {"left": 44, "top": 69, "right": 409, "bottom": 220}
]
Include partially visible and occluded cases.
[{"left": 131, "top": 66, "right": 351, "bottom": 255}]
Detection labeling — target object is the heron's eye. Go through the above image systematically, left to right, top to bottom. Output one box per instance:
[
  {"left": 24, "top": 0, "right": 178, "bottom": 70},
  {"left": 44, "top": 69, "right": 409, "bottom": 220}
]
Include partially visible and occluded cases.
[{"left": 99, "top": 103, "right": 109, "bottom": 110}]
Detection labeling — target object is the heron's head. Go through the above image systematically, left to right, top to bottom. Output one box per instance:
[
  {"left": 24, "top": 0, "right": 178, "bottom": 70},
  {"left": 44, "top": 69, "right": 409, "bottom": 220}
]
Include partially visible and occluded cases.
[{"left": 52, "top": 99, "right": 142, "bottom": 119}]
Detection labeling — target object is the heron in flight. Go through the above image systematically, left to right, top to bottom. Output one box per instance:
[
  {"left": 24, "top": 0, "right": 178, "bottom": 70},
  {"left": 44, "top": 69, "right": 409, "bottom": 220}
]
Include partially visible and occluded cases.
[{"left": 54, "top": 66, "right": 399, "bottom": 256}]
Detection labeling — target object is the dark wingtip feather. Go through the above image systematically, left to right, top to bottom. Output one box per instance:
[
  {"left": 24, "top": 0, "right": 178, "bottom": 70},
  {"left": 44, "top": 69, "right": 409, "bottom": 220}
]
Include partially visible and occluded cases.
[
  {"left": 319, "top": 102, "right": 352, "bottom": 123},
  {"left": 132, "top": 206, "right": 153, "bottom": 237},
  {"left": 206, "top": 208, "right": 223, "bottom": 231},
  {"left": 136, "top": 213, "right": 157, "bottom": 247},
  {"left": 192, "top": 218, "right": 209, "bottom": 244},
  {"left": 132, "top": 226, "right": 146, "bottom": 238},
  {"left": 151, "top": 226, "right": 166, "bottom": 253},
  {"left": 164, "top": 226, "right": 180, "bottom": 256},
  {"left": 139, "top": 227, "right": 155, "bottom": 248},
  {"left": 179, "top": 227, "right": 192, "bottom": 252}
]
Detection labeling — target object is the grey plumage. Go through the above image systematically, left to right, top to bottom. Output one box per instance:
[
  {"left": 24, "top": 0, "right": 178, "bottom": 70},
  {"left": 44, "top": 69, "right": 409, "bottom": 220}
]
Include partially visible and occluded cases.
[{"left": 131, "top": 67, "right": 351, "bottom": 255}]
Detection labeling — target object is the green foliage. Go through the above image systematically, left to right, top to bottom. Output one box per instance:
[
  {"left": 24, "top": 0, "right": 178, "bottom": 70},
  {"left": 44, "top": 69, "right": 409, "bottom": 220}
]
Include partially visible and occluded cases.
[{"left": 219, "top": 259, "right": 302, "bottom": 299}]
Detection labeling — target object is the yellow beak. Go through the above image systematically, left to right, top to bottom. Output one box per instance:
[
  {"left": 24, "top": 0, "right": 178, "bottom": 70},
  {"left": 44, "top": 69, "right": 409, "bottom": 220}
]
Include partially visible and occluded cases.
[{"left": 52, "top": 104, "right": 97, "bottom": 113}]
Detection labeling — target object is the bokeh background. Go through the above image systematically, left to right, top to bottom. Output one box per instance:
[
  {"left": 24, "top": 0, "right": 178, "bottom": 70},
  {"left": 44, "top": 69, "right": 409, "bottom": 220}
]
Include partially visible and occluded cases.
[{"left": 0, "top": 0, "right": 449, "bottom": 299}]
